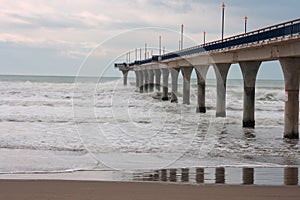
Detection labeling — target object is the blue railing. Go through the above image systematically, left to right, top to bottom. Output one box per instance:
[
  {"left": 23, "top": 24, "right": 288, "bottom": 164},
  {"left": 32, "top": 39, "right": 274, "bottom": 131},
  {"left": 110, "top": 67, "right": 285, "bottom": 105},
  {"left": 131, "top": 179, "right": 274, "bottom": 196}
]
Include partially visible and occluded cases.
[{"left": 115, "top": 18, "right": 300, "bottom": 68}]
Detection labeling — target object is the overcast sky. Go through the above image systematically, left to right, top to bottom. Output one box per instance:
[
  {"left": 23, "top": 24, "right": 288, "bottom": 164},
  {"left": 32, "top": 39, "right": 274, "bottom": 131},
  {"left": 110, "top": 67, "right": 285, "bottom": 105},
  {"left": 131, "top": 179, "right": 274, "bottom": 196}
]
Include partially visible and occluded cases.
[{"left": 0, "top": 0, "right": 299, "bottom": 79}]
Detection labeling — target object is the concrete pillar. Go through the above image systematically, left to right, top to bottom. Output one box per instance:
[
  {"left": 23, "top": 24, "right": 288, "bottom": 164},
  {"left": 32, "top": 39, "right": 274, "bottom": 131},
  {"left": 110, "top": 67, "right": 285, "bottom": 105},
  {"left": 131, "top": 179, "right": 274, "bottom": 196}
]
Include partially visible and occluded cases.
[
  {"left": 279, "top": 58, "right": 300, "bottom": 139},
  {"left": 240, "top": 61, "right": 261, "bottom": 128},
  {"left": 214, "top": 63, "right": 231, "bottom": 117},
  {"left": 195, "top": 65, "right": 209, "bottom": 113},
  {"left": 181, "top": 67, "right": 193, "bottom": 105},
  {"left": 161, "top": 68, "right": 169, "bottom": 101},
  {"left": 170, "top": 68, "right": 180, "bottom": 103},
  {"left": 148, "top": 69, "right": 154, "bottom": 92},
  {"left": 154, "top": 69, "right": 161, "bottom": 91},
  {"left": 121, "top": 70, "right": 129, "bottom": 86},
  {"left": 134, "top": 70, "right": 139, "bottom": 90},
  {"left": 138, "top": 70, "right": 144, "bottom": 93},
  {"left": 142, "top": 70, "right": 149, "bottom": 92},
  {"left": 243, "top": 168, "right": 254, "bottom": 185}
]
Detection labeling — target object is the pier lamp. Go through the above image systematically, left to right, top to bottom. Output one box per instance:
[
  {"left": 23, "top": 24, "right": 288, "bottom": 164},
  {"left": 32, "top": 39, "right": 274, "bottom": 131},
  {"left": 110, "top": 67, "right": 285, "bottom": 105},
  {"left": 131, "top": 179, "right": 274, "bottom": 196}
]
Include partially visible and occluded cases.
[
  {"left": 221, "top": 2, "right": 225, "bottom": 41},
  {"left": 244, "top": 16, "right": 248, "bottom": 33},
  {"left": 181, "top": 24, "right": 184, "bottom": 50},
  {"left": 159, "top": 35, "right": 162, "bottom": 55},
  {"left": 144, "top": 43, "right": 147, "bottom": 59},
  {"left": 139, "top": 48, "right": 142, "bottom": 60}
]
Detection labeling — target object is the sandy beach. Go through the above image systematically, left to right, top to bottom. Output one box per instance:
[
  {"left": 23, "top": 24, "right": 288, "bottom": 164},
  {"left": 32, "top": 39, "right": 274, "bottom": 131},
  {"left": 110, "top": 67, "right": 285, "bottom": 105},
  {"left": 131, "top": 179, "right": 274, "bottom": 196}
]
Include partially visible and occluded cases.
[{"left": 0, "top": 180, "right": 299, "bottom": 200}]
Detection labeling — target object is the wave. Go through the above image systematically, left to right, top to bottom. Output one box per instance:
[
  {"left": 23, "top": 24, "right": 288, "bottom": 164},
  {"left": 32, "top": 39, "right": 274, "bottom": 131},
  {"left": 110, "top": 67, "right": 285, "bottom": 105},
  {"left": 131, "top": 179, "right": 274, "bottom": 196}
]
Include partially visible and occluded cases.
[
  {"left": 257, "top": 92, "right": 283, "bottom": 101},
  {"left": 0, "top": 118, "right": 72, "bottom": 123},
  {"left": 0, "top": 144, "right": 87, "bottom": 153}
]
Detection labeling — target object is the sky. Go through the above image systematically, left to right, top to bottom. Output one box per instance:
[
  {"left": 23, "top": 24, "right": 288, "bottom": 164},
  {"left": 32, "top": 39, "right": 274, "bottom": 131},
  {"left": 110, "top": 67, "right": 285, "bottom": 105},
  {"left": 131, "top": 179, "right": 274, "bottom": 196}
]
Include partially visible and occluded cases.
[{"left": 0, "top": 0, "right": 299, "bottom": 79}]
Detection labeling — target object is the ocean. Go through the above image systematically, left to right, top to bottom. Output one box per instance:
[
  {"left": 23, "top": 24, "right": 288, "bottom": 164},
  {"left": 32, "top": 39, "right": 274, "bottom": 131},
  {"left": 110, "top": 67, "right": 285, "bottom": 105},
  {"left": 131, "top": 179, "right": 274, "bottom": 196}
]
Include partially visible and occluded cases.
[{"left": 0, "top": 75, "right": 299, "bottom": 185}]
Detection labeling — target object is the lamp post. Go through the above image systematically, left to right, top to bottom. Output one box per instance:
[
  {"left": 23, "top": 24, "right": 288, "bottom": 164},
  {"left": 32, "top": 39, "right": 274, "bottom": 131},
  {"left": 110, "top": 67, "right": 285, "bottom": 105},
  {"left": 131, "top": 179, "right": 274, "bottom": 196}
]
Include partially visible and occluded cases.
[
  {"left": 221, "top": 2, "right": 225, "bottom": 41},
  {"left": 244, "top": 16, "right": 248, "bottom": 33},
  {"left": 181, "top": 24, "right": 184, "bottom": 50},
  {"left": 203, "top": 31, "right": 206, "bottom": 45},
  {"left": 159, "top": 35, "right": 162, "bottom": 55},
  {"left": 144, "top": 43, "right": 147, "bottom": 59},
  {"left": 139, "top": 48, "right": 142, "bottom": 60}
]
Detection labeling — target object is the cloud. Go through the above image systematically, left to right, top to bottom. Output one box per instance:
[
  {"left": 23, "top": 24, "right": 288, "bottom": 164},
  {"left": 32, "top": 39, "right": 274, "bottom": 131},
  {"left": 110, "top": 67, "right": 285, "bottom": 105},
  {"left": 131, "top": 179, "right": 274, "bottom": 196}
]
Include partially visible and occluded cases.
[{"left": 0, "top": 0, "right": 299, "bottom": 76}]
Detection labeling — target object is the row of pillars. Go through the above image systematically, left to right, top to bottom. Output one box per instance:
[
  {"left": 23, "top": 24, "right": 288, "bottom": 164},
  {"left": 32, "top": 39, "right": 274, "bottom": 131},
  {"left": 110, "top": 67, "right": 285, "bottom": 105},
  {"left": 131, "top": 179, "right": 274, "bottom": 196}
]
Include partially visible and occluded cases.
[
  {"left": 121, "top": 58, "right": 299, "bottom": 139},
  {"left": 136, "top": 167, "right": 299, "bottom": 185}
]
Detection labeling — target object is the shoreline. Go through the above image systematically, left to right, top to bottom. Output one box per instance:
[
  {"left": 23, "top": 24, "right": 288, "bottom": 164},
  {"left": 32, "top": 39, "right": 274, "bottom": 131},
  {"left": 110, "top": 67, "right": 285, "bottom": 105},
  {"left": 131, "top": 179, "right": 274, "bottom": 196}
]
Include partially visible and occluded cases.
[
  {"left": 1, "top": 166, "right": 299, "bottom": 186},
  {"left": 0, "top": 179, "right": 299, "bottom": 200}
]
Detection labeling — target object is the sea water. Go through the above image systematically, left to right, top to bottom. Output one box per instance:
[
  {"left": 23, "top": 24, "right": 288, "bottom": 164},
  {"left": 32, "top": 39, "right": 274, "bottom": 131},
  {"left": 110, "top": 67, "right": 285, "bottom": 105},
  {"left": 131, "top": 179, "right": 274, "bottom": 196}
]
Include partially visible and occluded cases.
[{"left": 0, "top": 75, "right": 299, "bottom": 184}]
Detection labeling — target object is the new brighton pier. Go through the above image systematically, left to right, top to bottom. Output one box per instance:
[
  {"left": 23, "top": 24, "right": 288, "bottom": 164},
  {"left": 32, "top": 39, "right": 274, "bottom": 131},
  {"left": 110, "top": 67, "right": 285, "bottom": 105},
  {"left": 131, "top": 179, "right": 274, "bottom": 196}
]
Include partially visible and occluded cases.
[{"left": 115, "top": 18, "right": 300, "bottom": 139}]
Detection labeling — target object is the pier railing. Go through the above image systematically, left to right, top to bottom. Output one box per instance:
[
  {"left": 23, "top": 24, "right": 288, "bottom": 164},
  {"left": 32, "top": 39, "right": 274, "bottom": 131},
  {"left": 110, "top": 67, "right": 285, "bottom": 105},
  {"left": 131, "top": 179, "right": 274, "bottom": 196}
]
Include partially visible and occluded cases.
[{"left": 115, "top": 18, "right": 300, "bottom": 68}]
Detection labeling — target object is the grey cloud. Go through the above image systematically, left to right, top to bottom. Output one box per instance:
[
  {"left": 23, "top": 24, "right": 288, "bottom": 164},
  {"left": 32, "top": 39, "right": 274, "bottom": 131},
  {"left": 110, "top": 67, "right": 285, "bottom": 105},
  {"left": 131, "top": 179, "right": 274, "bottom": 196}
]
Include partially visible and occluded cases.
[{"left": 4, "top": 12, "right": 97, "bottom": 29}]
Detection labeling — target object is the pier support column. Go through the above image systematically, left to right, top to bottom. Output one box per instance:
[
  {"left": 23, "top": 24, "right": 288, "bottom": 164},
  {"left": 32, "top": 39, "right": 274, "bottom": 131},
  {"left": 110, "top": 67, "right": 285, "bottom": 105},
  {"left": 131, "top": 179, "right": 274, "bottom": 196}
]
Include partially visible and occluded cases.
[
  {"left": 279, "top": 58, "right": 300, "bottom": 139},
  {"left": 239, "top": 61, "right": 261, "bottom": 128},
  {"left": 214, "top": 64, "right": 231, "bottom": 117},
  {"left": 195, "top": 65, "right": 209, "bottom": 113},
  {"left": 181, "top": 67, "right": 193, "bottom": 105},
  {"left": 161, "top": 68, "right": 169, "bottom": 101},
  {"left": 170, "top": 68, "right": 180, "bottom": 103},
  {"left": 148, "top": 69, "right": 154, "bottom": 92},
  {"left": 154, "top": 69, "right": 161, "bottom": 91},
  {"left": 121, "top": 70, "right": 129, "bottom": 86},
  {"left": 134, "top": 70, "right": 139, "bottom": 91},
  {"left": 138, "top": 70, "right": 144, "bottom": 93},
  {"left": 142, "top": 70, "right": 149, "bottom": 93}
]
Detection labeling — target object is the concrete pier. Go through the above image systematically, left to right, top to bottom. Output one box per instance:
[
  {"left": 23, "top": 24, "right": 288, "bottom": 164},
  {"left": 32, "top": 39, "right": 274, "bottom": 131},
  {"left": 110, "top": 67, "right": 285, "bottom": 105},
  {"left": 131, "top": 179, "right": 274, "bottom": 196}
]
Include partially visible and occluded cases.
[
  {"left": 115, "top": 19, "right": 300, "bottom": 139},
  {"left": 279, "top": 58, "right": 300, "bottom": 139},
  {"left": 240, "top": 61, "right": 261, "bottom": 128},
  {"left": 214, "top": 64, "right": 231, "bottom": 117},
  {"left": 195, "top": 65, "right": 209, "bottom": 113},
  {"left": 181, "top": 67, "right": 193, "bottom": 105},
  {"left": 161, "top": 68, "right": 170, "bottom": 101},
  {"left": 170, "top": 68, "right": 180, "bottom": 103},
  {"left": 148, "top": 69, "right": 154, "bottom": 92},
  {"left": 154, "top": 69, "right": 161, "bottom": 91},
  {"left": 121, "top": 70, "right": 129, "bottom": 86}
]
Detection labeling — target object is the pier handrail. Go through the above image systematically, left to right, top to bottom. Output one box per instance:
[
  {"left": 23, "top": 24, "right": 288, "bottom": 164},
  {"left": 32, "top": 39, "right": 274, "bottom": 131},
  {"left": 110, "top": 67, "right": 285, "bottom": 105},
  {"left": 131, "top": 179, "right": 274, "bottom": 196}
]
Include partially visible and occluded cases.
[{"left": 115, "top": 18, "right": 300, "bottom": 67}]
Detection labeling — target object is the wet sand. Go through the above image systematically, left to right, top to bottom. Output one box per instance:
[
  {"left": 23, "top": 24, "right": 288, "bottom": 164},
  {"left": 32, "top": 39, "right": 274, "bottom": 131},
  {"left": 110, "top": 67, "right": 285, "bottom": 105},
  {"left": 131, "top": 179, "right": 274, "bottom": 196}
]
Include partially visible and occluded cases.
[{"left": 0, "top": 180, "right": 299, "bottom": 200}]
